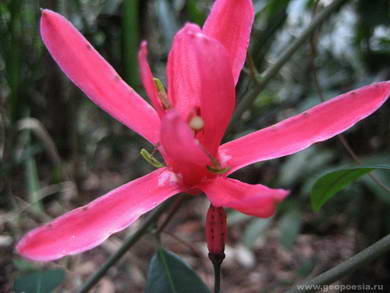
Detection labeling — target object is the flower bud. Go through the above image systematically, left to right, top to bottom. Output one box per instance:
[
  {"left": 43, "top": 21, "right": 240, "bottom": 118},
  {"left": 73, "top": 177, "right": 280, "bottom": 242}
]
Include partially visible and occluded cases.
[{"left": 205, "top": 204, "right": 227, "bottom": 255}]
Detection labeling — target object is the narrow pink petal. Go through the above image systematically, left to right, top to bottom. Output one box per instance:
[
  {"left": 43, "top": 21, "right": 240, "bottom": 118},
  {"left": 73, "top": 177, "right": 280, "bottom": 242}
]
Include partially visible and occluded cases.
[
  {"left": 203, "top": 0, "right": 254, "bottom": 84},
  {"left": 41, "top": 10, "right": 160, "bottom": 144},
  {"left": 167, "top": 24, "right": 235, "bottom": 155},
  {"left": 138, "top": 41, "right": 164, "bottom": 115},
  {"left": 220, "top": 81, "right": 390, "bottom": 173},
  {"left": 160, "top": 110, "right": 211, "bottom": 187},
  {"left": 16, "top": 168, "right": 181, "bottom": 261},
  {"left": 200, "top": 177, "right": 288, "bottom": 218}
]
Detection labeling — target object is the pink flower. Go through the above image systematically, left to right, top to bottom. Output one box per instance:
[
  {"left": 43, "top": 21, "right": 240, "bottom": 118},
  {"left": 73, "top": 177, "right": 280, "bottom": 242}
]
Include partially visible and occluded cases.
[{"left": 17, "top": 0, "right": 390, "bottom": 261}]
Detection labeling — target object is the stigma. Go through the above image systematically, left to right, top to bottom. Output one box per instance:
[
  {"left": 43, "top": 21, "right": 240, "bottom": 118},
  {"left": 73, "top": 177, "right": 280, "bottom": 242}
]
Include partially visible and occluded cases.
[{"left": 189, "top": 115, "right": 204, "bottom": 131}]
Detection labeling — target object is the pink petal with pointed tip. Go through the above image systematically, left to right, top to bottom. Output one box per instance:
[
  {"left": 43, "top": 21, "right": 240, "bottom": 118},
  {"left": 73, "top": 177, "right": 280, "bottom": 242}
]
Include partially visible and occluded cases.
[
  {"left": 203, "top": 0, "right": 254, "bottom": 84},
  {"left": 40, "top": 9, "right": 160, "bottom": 144},
  {"left": 167, "top": 24, "right": 235, "bottom": 155},
  {"left": 138, "top": 41, "right": 164, "bottom": 115},
  {"left": 221, "top": 81, "right": 390, "bottom": 174},
  {"left": 160, "top": 110, "right": 211, "bottom": 187},
  {"left": 16, "top": 168, "right": 181, "bottom": 261},
  {"left": 200, "top": 177, "right": 288, "bottom": 218}
]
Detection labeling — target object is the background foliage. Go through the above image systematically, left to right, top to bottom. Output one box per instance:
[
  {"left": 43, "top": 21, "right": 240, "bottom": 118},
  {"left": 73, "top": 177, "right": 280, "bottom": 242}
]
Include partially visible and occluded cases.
[{"left": 1, "top": 0, "right": 390, "bottom": 292}]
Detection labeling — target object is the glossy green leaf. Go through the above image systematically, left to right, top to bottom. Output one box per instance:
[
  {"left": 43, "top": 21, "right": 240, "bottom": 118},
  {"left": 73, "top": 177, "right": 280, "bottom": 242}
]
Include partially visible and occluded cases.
[
  {"left": 311, "top": 165, "right": 390, "bottom": 211},
  {"left": 145, "top": 248, "right": 210, "bottom": 293},
  {"left": 13, "top": 269, "right": 65, "bottom": 293}
]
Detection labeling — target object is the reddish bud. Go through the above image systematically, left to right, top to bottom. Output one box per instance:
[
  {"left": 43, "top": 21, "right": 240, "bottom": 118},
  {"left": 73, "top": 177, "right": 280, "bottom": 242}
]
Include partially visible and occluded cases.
[{"left": 205, "top": 204, "right": 227, "bottom": 255}]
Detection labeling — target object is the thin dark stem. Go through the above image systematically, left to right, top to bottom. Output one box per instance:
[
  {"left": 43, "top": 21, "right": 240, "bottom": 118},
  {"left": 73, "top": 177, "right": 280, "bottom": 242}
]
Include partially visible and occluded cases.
[
  {"left": 230, "top": 0, "right": 349, "bottom": 127},
  {"left": 246, "top": 53, "right": 260, "bottom": 84},
  {"left": 337, "top": 135, "right": 390, "bottom": 193},
  {"left": 155, "top": 196, "right": 185, "bottom": 235},
  {"left": 77, "top": 197, "right": 176, "bottom": 293},
  {"left": 163, "top": 231, "right": 203, "bottom": 258},
  {"left": 285, "top": 233, "right": 390, "bottom": 293},
  {"left": 208, "top": 253, "right": 225, "bottom": 293},
  {"left": 213, "top": 261, "right": 221, "bottom": 293}
]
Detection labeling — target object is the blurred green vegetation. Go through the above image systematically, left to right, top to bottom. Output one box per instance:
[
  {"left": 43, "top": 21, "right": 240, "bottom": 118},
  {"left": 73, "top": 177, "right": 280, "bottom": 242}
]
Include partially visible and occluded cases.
[{"left": 1, "top": 0, "right": 390, "bottom": 291}]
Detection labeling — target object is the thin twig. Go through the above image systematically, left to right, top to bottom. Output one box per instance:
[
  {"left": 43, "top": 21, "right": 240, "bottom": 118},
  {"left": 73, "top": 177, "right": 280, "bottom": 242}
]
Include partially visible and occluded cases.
[
  {"left": 231, "top": 0, "right": 349, "bottom": 127},
  {"left": 308, "top": 4, "right": 390, "bottom": 194},
  {"left": 246, "top": 53, "right": 260, "bottom": 84},
  {"left": 337, "top": 136, "right": 390, "bottom": 193},
  {"left": 12, "top": 182, "right": 75, "bottom": 220},
  {"left": 155, "top": 196, "right": 185, "bottom": 234},
  {"left": 77, "top": 197, "right": 177, "bottom": 293},
  {"left": 163, "top": 231, "right": 203, "bottom": 258},
  {"left": 285, "top": 233, "right": 390, "bottom": 293}
]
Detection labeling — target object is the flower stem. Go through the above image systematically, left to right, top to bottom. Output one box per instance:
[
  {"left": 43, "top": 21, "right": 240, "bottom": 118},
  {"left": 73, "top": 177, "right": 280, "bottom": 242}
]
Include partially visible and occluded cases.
[
  {"left": 231, "top": 0, "right": 349, "bottom": 127},
  {"left": 77, "top": 197, "right": 177, "bottom": 293},
  {"left": 285, "top": 233, "right": 390, "bottom": 293},
  {"left": 208, "top": 252, "right": 225, "bottom": 293}
]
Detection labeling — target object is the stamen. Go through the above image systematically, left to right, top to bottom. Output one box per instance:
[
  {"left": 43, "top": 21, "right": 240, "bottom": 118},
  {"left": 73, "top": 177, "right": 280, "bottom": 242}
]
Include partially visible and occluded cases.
[
  {"left": 153, "top": 78, "right": 171, "bottom": 109},
  {"left": 198, "top": 144, "right": 231, "bottom": 175},
  {"left": 140, "top": 148, "right": 165, "bottom": 168},
  {"left": 207, "top": 165, "right": 231, "bottom": 174}
]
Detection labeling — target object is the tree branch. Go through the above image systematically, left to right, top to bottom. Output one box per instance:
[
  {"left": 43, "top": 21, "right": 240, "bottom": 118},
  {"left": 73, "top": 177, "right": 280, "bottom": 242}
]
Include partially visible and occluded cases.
[{"left": 286, "top": 233, "right": 390, "bottom": 293}]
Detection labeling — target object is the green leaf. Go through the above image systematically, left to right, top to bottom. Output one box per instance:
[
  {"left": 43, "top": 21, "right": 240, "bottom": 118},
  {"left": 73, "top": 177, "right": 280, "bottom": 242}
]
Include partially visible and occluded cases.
[
  {"left": 185, "top": 0, "right": 206, "bottom": 25},
  {"left": 310, "top": 165, "right": 390, "bottom": 212},
  {"left": 278, "top": 209, "right": 302, "bottom": 250},
  {"left": 243, "top": 218, "right": 271, "bottom": 248},
  {"left": 145, "top": 248, "right": 210, "bottom": 293},
  {"left": 12, "top": 259, "right": 36, "bottom": 272},
  {"left": 296, "top": 259, "right": 315, "bottom": 277},
  {"left": 13, "top": 269, "right": 65, "bottom": 293}
]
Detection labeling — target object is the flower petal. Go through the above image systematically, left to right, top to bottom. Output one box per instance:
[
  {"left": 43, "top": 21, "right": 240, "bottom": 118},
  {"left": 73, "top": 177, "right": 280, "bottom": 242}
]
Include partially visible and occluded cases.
[
  {"left": 203, "top": 0, "right": 254, "bottom": 84},
  {"left": 41, "top": 9, "right": 160, "bottom": 144},
  {"left": 167, "top": 24, "right": 235, "bottom": 155},
  {"left": 138, "top": 41, "right": 164, "bottom": 115},
  {"left": 220, "top": 81, "right": 390, "bottom": 173},
  {"left": 160, "top": 110, "right": 211, "bottom": 187},
  {"left": 16, "top": 168, "right": 181, "bottom": 261},
  {"left": 200, "top": 177, "right": 288, "bottom": 218}
]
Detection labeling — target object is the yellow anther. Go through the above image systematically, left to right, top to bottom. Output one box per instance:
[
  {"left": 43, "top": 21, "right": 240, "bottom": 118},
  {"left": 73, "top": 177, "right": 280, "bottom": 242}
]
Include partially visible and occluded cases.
[
  {"left": 153, "top": 78, "right": 171, "bottom": 109},
  {"left": 189, "top": 115, "right": 204, "bottom": 131},
  {"left": 140, "top": 148, "right": 165, "bottom": 168},
  {"left": 207, "top": 165, "right": 231, "bottom": 174}
]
